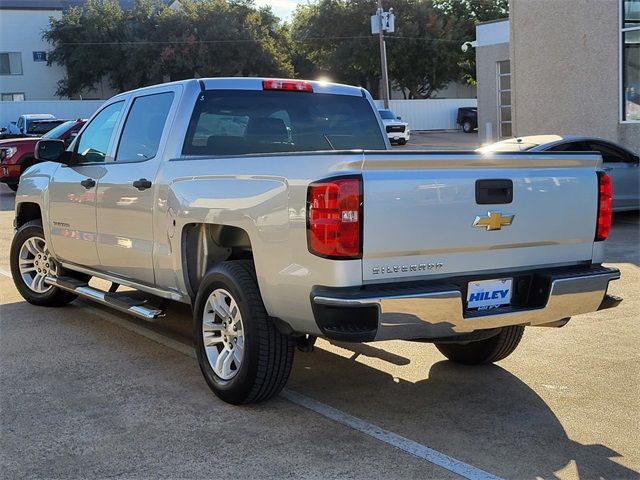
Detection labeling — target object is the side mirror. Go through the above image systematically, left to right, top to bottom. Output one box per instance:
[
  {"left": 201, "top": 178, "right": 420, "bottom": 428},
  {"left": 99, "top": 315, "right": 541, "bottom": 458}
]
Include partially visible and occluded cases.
[
  {"left": 397, "top": 116, "right": 402, "bottom": 120},
  {"left": 35, "top": 139, "right": 73, "bottom": 164}
]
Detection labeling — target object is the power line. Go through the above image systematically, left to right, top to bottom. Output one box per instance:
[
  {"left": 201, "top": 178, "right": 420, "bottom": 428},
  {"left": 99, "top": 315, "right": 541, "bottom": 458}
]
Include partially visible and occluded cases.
[{"left": 57, "top": 35, "right": 464, "bottom": 46}]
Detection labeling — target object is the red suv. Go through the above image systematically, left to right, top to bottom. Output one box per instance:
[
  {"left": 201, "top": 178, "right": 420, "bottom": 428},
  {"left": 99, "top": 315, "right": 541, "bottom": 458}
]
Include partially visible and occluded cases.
[{"left": 0, "top": 119, "right": 85, "bottom": 192}]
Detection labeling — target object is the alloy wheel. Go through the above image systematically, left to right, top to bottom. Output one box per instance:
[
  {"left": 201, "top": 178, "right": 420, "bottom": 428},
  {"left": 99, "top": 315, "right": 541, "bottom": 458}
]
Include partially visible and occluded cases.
[
  {"left": 18, "top": 235, "right": 57, "bottom": 294},
  {"left": 202, "top": 288, "right": 245, "bottom": 380}
]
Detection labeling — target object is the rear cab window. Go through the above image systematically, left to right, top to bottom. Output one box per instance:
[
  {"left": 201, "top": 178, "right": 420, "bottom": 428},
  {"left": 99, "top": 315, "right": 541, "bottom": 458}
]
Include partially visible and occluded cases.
[{"left": 182, "top": 90, "right": 386, "bottom": 156}]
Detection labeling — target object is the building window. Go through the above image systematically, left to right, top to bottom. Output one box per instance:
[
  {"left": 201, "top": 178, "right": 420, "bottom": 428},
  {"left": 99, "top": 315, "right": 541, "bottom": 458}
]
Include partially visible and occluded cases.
[
  {"left": 622, "top": 0, "right": 640, "bottom": 121},
  {"left": 0, "top": 52, "right": 23, "bottom": 75},
  {"left": 497, "top": 60, "right": 512, "bottom": 137},
  {"left": 1, "top": 93, "right": 25, "bottom": 101}
]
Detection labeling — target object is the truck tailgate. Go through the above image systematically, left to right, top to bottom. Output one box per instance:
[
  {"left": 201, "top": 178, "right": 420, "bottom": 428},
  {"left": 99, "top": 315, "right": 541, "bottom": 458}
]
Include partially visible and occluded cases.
[{"left": 361, "top": 152, "right": 601, "bottom": 282}]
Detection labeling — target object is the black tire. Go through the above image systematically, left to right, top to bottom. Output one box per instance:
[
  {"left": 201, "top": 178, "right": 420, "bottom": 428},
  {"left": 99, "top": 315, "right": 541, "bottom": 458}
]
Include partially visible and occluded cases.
[
  {"left": 462, "top": 120, "right": 474, "bottom": 133},
  {"left": 398, "top": 138, "right": 407, "bottom": 145},
  {"left": 7, "top": 183, "right": 18, "bottom": 192},
  {"left": 10, "top": 220, "right": 80, "bottom": 307},
  {"left": 194, "top": 260, "right": 295, "bottom": 404},
  {"left": 435, "top": 326, "right": 524, "bottom": 365}
]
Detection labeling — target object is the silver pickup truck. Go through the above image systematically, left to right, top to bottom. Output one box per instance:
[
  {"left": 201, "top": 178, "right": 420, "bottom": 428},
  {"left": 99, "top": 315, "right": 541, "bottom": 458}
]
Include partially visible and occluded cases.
[{"left": 10, "top": 78, "right": 621, "bottom": 404}]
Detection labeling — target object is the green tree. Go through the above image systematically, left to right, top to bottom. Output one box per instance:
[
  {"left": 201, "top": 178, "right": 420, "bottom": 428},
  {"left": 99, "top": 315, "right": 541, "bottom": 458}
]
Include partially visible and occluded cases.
[
  {"left": 44, "top": 0, "right": 294, "bottom": 98},
  {"left": 44, "top": 0, "right": 132, "bottom": 97},
  {"left": 154, "top": 0, "right": 293, "bottom": 81},
  {"left": 291, "top": 0, "right": 508, "bottom": 98},
  {"left": 385, "top": 0, "right": 464, "bottom": 99},
  {"left": 434, "top": 0, "right": 509, "bottom": 85},
  {"left": 290, "top": 1, "right": 380, "bottom": 94}
]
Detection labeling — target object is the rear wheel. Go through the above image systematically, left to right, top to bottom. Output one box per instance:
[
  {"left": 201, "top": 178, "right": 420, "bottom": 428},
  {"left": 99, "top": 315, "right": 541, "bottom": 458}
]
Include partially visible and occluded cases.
[
  {"left": 10, "top": 220, "right": 80, "bottom": 306},
  {"left": 194, "top": 260, "right": 295, "bottom": 404},
  {"left": 435, "top": 326, "right": 524, "bottom": 365}
]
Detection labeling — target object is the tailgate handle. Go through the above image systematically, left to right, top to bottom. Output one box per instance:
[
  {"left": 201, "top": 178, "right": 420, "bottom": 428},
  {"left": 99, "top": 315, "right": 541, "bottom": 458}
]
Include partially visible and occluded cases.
[{"left": 476, "top": 179, "right": 513, "bottom": 204}]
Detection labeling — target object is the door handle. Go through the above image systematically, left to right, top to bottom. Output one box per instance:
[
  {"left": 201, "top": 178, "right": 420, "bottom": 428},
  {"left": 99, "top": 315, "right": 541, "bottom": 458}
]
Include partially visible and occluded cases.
[
  {"left": 80, "top": 178, "right": 96, "bottom": 189},
  {"left": 132, "top": 178, "right": 152, "bottom": 191}
]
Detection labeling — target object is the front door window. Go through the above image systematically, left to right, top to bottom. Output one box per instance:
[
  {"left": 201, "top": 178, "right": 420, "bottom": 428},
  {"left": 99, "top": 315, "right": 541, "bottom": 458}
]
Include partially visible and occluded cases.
[{"left": 75, "top": 101, "right": 124, "bottom": 163}]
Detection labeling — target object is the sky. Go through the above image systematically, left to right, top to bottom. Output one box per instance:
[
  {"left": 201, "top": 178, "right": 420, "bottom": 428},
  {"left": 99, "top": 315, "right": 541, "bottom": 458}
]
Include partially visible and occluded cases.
[{"left": 254, "top": 0, "right": 306, "bottom": 20}]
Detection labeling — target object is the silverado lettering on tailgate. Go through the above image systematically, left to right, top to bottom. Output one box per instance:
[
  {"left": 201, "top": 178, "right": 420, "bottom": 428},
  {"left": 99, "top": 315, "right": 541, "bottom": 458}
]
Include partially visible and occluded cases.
[{"left": 372, "top": 263, "right": 444, "bottom": 275}]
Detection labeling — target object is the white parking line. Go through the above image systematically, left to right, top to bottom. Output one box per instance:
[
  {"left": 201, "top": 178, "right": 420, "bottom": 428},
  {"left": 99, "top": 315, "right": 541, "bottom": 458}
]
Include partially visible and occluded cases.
[
  {"left": 1, "top": 268, "right": 503, "bottom": 479},
  {"left": 281, "top": 389, "right": 502, "bottom": 480}
]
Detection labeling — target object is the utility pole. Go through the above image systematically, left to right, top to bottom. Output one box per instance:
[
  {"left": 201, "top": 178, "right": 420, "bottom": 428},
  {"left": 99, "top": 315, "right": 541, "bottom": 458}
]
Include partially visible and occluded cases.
[{"left": 377, "top": 0, "right": 390, "bottom": 109}]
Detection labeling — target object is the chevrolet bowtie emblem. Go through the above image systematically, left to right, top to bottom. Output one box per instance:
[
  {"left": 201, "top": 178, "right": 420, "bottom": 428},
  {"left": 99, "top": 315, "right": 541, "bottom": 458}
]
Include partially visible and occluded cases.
[{"left": 473, "top": 211, "right": 515, "bottom": 231}]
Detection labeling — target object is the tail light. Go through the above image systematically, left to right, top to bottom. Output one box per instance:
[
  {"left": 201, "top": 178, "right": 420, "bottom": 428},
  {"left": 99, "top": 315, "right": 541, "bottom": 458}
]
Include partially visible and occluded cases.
[
  {"left": 263, "top": 79, "right": 313, "bottom": 93},
  {"left": 595, "top": 172, "right": 612, "bottom": 241},
  {"left": 307, "top": 176, "right": 362, "bottom": 259}
]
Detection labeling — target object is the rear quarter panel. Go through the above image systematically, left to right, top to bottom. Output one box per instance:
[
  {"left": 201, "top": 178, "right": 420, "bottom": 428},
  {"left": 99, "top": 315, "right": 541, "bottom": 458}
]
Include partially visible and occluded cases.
[{"left": 154, "top": 152, "right": 366, "bottom": 333}]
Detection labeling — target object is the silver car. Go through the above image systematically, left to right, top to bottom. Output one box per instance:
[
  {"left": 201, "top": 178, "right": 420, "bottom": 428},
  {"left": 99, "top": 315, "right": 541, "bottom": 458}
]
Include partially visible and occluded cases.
[{"left": 478, "top": 135, "right": 640, "bottom": 211}]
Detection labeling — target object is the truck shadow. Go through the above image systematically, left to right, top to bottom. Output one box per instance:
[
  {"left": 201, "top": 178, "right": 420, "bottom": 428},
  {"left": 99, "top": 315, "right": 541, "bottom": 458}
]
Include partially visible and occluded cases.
[{"left": 290, "top": 346, "right": 639, "bottom": 479}]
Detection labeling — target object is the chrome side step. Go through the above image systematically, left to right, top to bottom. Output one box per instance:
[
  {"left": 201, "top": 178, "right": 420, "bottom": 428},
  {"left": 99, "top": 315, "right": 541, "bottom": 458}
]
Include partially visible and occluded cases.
[{"left": 45, "top": 275, "right": 165, "bottom": 321}]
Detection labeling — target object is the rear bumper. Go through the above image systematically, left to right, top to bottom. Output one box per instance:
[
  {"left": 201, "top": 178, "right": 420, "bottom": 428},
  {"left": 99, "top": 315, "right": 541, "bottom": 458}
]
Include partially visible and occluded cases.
[
  {"left": 386, "top": 131, "right": 410, "bottom": 142},
  {"left": 311, "top": 265, "right": 620, "bottom": 342}
]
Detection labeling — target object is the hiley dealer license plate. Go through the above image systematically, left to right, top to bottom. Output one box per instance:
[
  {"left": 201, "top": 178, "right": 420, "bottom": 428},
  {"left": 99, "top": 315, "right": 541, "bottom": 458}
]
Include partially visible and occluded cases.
[{"left": 466, "top": 278, "right": 513, "bottom": 310}]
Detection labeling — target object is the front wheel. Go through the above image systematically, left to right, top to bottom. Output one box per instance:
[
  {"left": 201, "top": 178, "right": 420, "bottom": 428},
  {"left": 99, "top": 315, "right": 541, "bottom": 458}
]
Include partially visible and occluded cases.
[
  {"left": 462, "top": 121, "right": 474, "bottom": 133},
  {"left": 397, "top": 138, "right": 407, "bottom": 145},
  {"left": 7, "top": 183, "right": 18, "bottom": 192},
  {"left": 10, "top": 220, "right": 79, "bottom": 306},
  {"left": 194, "top": 260, "right": 295, "bottom": 404},
  {"left": 435, "top": 326, "right": 524, "bottom": 365}
]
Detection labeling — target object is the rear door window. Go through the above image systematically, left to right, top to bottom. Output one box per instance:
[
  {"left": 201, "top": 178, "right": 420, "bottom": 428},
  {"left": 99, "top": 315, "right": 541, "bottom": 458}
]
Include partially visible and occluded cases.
[
  {"left": 182, "top": 90, "right": 386, "bottom": 156},
  {"left": 115, "top": 91, "right": 174, "bottom": 162}
]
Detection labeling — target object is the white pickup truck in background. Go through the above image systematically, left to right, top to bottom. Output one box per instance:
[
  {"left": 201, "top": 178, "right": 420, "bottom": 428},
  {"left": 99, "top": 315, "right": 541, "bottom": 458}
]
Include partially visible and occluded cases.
[
  {"left": 11, "top": 78, "right": 621, "bottom": 404},
  {"left": 378, "top": 108, "right": 410, "bottom": 144}
]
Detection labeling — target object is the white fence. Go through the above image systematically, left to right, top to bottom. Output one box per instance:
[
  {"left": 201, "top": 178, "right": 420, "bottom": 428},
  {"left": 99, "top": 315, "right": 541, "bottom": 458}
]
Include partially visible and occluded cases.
[
  {"left": 374, "top": 98, "right": 477, "bottom": 131},
  {"left": 0, "top": 100, "right": 104, "bottom": 129}
]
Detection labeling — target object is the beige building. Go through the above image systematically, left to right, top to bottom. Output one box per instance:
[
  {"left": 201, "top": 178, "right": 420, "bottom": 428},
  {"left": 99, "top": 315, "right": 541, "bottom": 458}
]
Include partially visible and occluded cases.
[{"left": 475, "top": 0, "right": 640, "bottom": 154}]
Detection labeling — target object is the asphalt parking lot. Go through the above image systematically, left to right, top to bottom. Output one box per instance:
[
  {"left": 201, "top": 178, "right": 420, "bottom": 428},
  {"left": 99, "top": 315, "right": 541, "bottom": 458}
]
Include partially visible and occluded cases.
[{"left": 1, "top": 141, "right": 638, "bottom": 478}]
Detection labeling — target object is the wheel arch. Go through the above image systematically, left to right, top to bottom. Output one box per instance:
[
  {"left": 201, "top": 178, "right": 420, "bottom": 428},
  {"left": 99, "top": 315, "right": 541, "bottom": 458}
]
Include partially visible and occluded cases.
[
  {"left": 15, "top": 202, "right": 42, "bottom": 228},
  {"left": 181, "top": 223, "right": 254, "bottom": 299}
]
